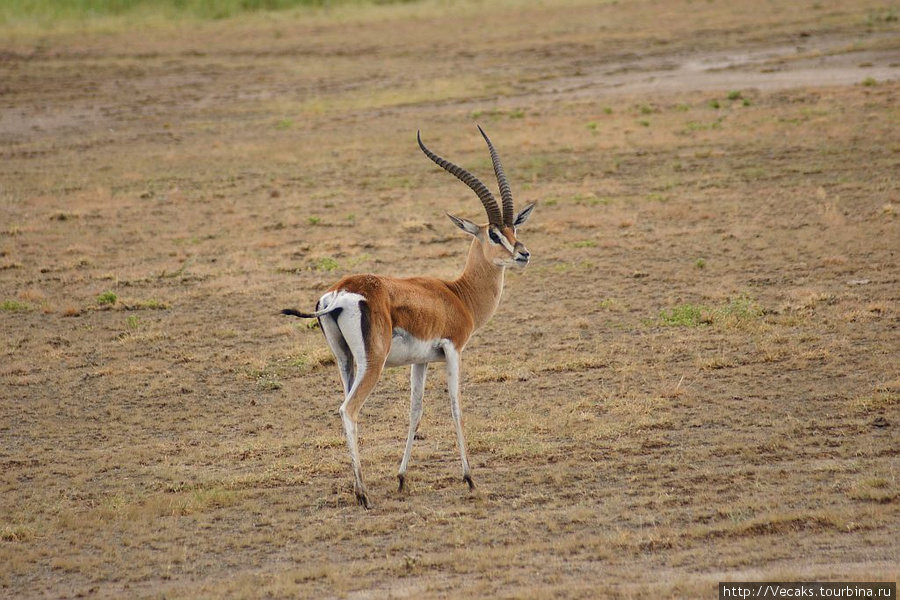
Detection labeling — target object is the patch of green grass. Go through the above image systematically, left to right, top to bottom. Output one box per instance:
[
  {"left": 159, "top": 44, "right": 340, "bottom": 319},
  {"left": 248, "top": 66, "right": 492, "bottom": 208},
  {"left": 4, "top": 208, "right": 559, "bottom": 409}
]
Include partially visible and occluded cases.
[
  {"left": 861, "top": 77, "right": 878, "bottom": 87},
  {"left": 727, "top": 90, "right": 742, "bottom": 100},
  {"left": 708, "top": 99, "right": 721, "bottom": 109},
  {"left": 470, "top": 108, "right": 522, "bottom": 120},
  {"left": 274, "top": 118, "right": 294, "bottom": 131},
  {"left": 683, "top": 119, "right": 723, "bottom": 133},
  {"left": 307, "top": 216, "right": 322, "bottom": 226},
  {"left": 573, "top": 240, "right": 597, "bottom": 248},
  {"left": 315, "top": 257, "right": 338, "bottom": 272},
  {"left": 694, "top": 258, "right": 706, "bottom": 269},
  {"left": 96, "top": 291, "right": 118, "bottom": 306},
  {"left": 659, "top": 294, "right": 764, "bottom": 328},
  {"left": 718, "top": 294, "right": 763, "bottom": 323},
  {"left": 599, "top": 298, "right": 620, "bottom": 311},
  {"left": 1, "top": 299, "right": 30, "bottom": 311},
  {"left": 130, "top": 299, "right": 169, "bottom": 310},
  {"left": 659, "top": 304, "right": 710, "bottom": 327}
]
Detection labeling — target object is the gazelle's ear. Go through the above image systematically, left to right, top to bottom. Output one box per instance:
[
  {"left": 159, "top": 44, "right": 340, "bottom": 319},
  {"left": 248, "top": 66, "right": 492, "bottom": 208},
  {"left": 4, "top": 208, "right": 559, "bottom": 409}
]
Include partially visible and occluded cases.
[
  {"left": 513, "top": 202, "right": 536, "bottom": 227},
  {"left": 447, "top": 213, "right": 481, "bottom": 237}
]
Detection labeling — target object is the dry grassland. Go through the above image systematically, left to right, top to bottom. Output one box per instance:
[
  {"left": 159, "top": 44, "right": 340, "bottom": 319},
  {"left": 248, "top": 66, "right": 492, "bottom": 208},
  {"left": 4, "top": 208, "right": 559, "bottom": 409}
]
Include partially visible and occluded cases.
[{"left": 1, "top": 0, "right": 899, "bottom": 598}]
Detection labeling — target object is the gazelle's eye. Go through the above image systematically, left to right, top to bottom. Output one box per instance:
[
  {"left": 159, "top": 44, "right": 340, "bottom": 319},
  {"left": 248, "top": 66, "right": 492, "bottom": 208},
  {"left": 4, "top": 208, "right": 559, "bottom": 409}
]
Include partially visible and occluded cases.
[{"left": 488, "top": 229, "right": 502, "bottom": 245}]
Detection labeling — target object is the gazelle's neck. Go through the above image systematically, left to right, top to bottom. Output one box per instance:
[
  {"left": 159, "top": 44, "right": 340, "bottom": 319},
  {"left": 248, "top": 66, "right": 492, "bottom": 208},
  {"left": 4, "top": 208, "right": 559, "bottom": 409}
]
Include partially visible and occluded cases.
[{"left": 451, "top": 239, "right": 505, "bottom": 331}]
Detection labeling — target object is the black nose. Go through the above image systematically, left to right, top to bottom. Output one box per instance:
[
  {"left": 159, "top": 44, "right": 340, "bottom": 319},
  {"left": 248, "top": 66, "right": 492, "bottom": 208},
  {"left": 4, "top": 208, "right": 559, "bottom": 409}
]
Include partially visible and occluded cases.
[{"left": 519, "top": 250, "right": 530, "bottom": 259}]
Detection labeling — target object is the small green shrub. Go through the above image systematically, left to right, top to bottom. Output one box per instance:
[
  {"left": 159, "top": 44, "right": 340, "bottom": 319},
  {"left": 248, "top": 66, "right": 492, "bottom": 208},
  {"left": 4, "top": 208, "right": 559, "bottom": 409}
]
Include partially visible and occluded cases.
[
  {"left": 315, "top": 257, "right": 338, "bottom": 272},
  {"left": 97, "top": 291, "right": 118, "bottom": 306},
  {"left": 1, "top": 299, "right": 30, "bottom": 312},
  {"left": 659, "top": 304, "right": 709, "bottom": 327}
]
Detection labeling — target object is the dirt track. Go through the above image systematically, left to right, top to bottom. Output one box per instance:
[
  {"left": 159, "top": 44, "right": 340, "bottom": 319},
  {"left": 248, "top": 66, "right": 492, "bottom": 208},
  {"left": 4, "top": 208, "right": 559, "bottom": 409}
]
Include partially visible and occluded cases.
[{"left": 1, "top": 1, "right": 898, "bottom": 597}]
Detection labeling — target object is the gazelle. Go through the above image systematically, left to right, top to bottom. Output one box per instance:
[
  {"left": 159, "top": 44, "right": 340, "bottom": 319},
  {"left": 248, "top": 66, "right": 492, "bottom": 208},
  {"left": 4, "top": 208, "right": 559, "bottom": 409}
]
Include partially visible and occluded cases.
[{"left": 282, "top": 126, "right": 535, "bottom": 508}]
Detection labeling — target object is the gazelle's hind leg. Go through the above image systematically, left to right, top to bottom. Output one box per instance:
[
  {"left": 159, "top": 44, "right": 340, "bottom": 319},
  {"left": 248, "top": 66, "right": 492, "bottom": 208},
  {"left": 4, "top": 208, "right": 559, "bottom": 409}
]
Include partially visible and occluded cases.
[
  {"left": 332, "top": 299, "right": 387, "bottom": 509},
  {"left": 319, "top": 312, "right": 354, "bottom": 396},
  {"left": 442, "top": 342, "right": 474, "bottom": 490},
  {"left": 398, "top": 362, "right": 427, "bottom": 492}
]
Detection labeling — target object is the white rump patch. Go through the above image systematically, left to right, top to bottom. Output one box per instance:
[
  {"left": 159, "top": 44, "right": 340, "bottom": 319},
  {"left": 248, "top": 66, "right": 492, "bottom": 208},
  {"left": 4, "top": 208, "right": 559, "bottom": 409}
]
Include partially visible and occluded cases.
[{"left": 318, "top": 291, "right": 369, "bottom": 380}]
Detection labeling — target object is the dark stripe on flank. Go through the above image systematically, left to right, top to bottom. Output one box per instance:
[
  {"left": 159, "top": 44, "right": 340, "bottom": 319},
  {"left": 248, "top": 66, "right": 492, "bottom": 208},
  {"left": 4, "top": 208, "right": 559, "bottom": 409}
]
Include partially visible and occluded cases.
[{"left": 359, "top": 300, "right": 371, "bottom": 355}]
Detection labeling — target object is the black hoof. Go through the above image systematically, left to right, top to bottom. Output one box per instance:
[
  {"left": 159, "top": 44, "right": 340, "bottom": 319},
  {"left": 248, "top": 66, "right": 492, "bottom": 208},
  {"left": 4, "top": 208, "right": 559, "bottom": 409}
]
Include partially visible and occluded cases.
[
  {"left": 397, "top": 474, "right": 406, "bottom": 493},
  {"left": 463, "top": 474, "right": 475, "bottom": 491},
  {"left": 355, "top": 490, "right": 371, "bottom": 509}
]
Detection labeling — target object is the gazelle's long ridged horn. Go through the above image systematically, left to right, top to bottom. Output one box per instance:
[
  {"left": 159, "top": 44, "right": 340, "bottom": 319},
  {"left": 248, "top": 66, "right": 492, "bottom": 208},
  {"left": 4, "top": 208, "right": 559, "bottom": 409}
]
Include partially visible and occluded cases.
[
  {"left": 477, "top": 125, "right": 514, "bottom": 227},
  {"left": 417, "top": 130, "right": 503, "bottom": 227}
]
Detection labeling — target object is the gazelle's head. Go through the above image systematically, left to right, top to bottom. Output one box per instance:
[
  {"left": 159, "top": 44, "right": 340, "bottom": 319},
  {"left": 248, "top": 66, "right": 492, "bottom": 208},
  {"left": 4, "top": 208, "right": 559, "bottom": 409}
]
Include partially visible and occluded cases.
[{"left": 418, "top": 127, "right": 535, "bottom": 269}]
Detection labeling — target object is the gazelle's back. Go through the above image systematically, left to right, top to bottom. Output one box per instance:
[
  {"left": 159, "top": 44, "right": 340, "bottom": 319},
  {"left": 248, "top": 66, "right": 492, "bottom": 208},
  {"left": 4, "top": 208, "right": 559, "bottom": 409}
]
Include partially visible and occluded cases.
[{"left": 327, "top": 273, "right": 474, "bottom": 352}]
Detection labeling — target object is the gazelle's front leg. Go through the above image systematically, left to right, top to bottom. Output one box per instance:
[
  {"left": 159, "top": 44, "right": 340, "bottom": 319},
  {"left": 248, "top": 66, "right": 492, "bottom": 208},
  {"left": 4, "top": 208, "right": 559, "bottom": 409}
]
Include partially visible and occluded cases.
[
  {"left": 442, "top": 342, "right": 474, "bottom": 490},
  {"left": 398, "top": 362, "right": 427, "bottom": 492}
]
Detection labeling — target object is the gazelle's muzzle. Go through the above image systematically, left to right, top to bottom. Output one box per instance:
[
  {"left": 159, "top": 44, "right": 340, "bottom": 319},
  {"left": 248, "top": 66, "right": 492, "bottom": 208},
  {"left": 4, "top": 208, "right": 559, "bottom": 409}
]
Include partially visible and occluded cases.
[{"left": 513, "top": 242, "right": 531, "bottom": 266}]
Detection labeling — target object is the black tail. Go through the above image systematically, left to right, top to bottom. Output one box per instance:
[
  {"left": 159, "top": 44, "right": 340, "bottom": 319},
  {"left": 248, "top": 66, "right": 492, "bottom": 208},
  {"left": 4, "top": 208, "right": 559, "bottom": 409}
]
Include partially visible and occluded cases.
[{"left": 281, "top": 308, "right": 317, "bottom": 318}]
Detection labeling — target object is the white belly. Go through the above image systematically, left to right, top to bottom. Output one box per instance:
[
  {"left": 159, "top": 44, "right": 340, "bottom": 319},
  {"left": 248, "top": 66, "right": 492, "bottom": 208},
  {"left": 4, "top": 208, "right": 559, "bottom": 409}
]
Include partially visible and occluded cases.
[{"left": 385, "top": 328, "right": 446, "bottom": 367}]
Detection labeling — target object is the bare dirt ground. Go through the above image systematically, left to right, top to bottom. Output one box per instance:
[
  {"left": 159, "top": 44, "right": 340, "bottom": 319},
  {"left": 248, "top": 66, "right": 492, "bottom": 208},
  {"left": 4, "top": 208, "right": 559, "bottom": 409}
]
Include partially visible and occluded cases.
[{"left": 1, "top": 0, "right": 898, "bottom": 598}]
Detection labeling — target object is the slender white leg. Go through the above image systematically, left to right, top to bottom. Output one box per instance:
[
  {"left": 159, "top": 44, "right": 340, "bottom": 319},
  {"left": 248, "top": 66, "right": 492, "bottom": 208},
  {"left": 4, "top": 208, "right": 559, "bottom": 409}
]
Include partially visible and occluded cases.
[
  {"left": 332, "top": 296, "right": 384, "bottom": 509},
  {"left": 320, "top": 314, "right": 354, "bottom": 396},
  {"left": 443, "top": 342, "right": 474, "bottom": 490},
  {"left": 398, "top": 362, "right": 427, "bottom": 491},
  {"left": 339, "top": 386, "right": 366, "bottom": 506}
]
